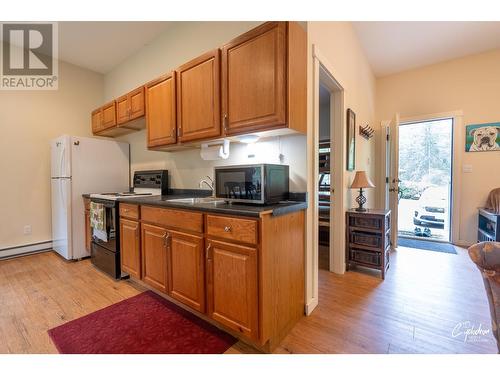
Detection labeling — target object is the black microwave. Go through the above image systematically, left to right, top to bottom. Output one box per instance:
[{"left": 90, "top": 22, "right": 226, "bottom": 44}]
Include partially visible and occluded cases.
[{"left": 214, "top": 164, "right": 289, "bottom": 205}]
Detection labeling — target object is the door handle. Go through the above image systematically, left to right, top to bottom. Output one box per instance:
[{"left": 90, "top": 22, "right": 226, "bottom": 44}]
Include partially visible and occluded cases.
[
  {"left": 163, "top": 232, "right": 171, "bottom": 248},
  {"left": 206, "top": 243, "right": 212, "bottom": 260}
]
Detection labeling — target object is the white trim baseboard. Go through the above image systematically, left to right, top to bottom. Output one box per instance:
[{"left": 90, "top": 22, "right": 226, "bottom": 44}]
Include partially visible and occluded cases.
[
  {"left": 0, "top": 240, "right": 53, "bottom": 260},
  {"left": 305, "top": 297, "right": 318, "bottom": 316}
]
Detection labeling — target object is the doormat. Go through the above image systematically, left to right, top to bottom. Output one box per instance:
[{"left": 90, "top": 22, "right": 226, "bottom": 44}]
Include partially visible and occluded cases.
[{"left": 398, "top": 237, "right": 457, "bottom": 254}]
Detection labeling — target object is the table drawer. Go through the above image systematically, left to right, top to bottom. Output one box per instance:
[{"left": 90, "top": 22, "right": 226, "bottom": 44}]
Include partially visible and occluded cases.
[
  {"left": 119, "top": 203, "right": 139, "bottom": 220},
  {"left": 141, "top": 206, "right": 203, "bottom": 233},
  {"left": 207, "top": 215, "right": 258, "bottom": 245},
  {"left": 348, "top": 215, "right": 382, "bottom": 231},
  {"left": 350, "top": 231, "right": 381, "bottom": 248},
  {"left": 350, "top": 248, "right": 381, "bottom": 266}
]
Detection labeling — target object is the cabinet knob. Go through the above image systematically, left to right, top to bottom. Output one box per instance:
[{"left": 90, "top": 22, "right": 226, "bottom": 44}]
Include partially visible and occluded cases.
[{"left": 224, "top": 226, "right": 232, "bottom": 232}]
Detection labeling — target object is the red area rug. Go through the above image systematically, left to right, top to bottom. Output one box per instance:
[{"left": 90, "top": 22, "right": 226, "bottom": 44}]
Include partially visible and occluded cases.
[{"left": 48, "top": 290, "right": 236, "bottom": 354}]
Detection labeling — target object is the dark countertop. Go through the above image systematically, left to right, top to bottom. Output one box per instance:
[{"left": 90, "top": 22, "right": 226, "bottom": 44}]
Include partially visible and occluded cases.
[
  {"left": 83, "top": 189, "right": 307, "bottom": 217},
  {"left": 117, "top": 195, "right": 307, "bottom": 218}
]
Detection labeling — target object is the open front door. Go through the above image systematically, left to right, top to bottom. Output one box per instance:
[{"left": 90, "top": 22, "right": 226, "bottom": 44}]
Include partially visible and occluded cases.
[{"left": 388, "top": 113, "right": 400, "bottom": 249}]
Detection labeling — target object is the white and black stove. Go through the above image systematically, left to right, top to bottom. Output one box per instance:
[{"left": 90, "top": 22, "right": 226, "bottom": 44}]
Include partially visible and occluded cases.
[
  {"left": 89, "top": 170, "right": 168, "bottom": 279},
  {"left": 90, "top": 170, "right": 168, "bottom": 201}
]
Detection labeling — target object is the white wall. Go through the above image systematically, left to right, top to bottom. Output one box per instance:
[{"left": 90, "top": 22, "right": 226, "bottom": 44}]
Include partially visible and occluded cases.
[
  {"left": 305, "top": 21, "right": 377, "bottom": 308},
  {"left": 104, "top": 22, "right": 307, "bottom": 192},
  {"left": 0, "top": 61, "right": 103, "bottom": 250}
]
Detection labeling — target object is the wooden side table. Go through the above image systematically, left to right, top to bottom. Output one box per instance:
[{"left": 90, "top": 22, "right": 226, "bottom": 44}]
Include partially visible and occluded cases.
[{"left": 346, "top": 209, "right": 391, "bottom": 279}]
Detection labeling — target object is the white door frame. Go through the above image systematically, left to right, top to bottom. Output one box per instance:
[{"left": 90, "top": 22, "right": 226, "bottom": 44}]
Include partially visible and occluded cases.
[
  {"left": 307, "top": 44, "right": 346, "bottom": 315},
  {"left": 379, "top": 110, "right": 463, "bottom": 246}
]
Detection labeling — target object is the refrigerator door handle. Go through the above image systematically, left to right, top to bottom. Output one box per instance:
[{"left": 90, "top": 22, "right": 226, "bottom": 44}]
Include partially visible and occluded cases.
[{"left": 59, "top": 144, "right": 66, "bottom": 177}]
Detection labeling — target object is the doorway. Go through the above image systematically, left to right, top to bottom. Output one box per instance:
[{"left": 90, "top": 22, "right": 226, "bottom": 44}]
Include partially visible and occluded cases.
[
  {"left": 381, "top": 112, "right": 463, "bottom": 251},
  {"left": 397, "top": 118, "right": 453, "bottom": 243}
]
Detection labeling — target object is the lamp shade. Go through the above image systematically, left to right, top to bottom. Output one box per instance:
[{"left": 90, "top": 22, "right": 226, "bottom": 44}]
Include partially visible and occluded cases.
[{"left": 350, "top": 171, "right": 375, "bottom": 189}]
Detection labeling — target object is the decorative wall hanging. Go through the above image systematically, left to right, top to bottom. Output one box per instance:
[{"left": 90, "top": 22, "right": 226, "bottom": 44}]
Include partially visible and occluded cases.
[
  {"left": 346, "top": 108, "right": 356, "bottom": 171},
  {"left": 465, "top": 122, "right": 500, "bottom": 152},
  {"left": 359, "top": 124, "right": 374, "bottom": 140}
]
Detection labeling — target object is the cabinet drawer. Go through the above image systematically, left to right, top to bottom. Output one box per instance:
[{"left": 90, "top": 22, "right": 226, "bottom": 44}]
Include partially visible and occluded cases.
[
  {"left": 119, "top": 203, "right": 139, "bottom": 220},
  {"left": 141, "top": 206, "right": 203, "bottom": 233},
  {"left": 207, "top": 215, "right": 258, "bottom": 245},
  {"left": 349, "top": 215, "right": 382, "bottom": 231},
  {"left": 350, "top": 231, "right": 381, "bottom": 248},
  {"left": 350, "top": 249, "right": 381, "bottom": 266}
]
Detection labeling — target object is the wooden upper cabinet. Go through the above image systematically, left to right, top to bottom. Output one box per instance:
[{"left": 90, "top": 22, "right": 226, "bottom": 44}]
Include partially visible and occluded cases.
[
  {"left": 222, "top": 22, "right": 287, "bottom": 135},
  {"left": 176, "top": 49, "right": 221, "bottom": 142},
  {"left": 146, "top": 73, "right": 177, "bottom": 148},
  {"left": 117, "top": 86, "right": 145, "bottom": 126},
  {"left": 129, "top": 86, "right": 145, "bottom": 120},
  {"left": 116, "top": 94, "right": 130, "bottom": 125},
  {"left": 101, "top": 101, "right": 117, "bottom": 130},
  {"left": 91, "top": 108, "right": 103, "bottom": 133},
  {"left": 120, "top": 218, "right": 141, "bottom": 279},
  {"left": 141, "top": 223, "right": 168, "bottom": 293},
  {"left": 167, "top": 230, "right": 205, "bottom": 313},
  {"left": 207, "top": 239, "right": 258, "bottom": 340}
]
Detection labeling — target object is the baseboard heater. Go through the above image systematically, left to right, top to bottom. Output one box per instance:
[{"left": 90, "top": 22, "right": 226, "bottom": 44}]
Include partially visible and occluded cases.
[{"left": 0, "top": 240, "right": 53, "bottom": 260}]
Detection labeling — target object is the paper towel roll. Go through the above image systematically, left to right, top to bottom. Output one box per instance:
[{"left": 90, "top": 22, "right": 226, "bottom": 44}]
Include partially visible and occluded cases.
[{"left": 200, "top": 139, "right": 230, "bottom": 160}]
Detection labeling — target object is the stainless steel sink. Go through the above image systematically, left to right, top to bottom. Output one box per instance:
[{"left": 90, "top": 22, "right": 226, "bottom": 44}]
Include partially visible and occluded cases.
[{"left": 166, "top": 197, "right": 226, "bottom": 205}]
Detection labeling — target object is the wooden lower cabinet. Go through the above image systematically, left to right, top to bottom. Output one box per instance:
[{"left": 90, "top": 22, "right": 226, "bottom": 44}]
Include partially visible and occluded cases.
[
  {"left": 126, "top": 206, "right": 305, "bottom": 351},
  {"left": 120, "top": 218, "right": 141, "bottom": 279},
  {"left": 141, "top": 223, "right": 168, "bottom": 293},
  {"left": 167, "top": 230, "right": 205, "bottom": 312},
  {"left": 206, "top": 239, "right": 258, "bottom": 341}
]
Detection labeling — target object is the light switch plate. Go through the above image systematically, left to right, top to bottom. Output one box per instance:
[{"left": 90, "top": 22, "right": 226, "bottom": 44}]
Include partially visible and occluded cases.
[{"left": 462, "top": 164, "right": 473, "bottom": 173}]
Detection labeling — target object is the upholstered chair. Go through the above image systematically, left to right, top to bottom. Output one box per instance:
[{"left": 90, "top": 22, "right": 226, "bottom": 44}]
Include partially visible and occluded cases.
[{"left": 468, "top": 241, "right": 500, "bottom": 353}]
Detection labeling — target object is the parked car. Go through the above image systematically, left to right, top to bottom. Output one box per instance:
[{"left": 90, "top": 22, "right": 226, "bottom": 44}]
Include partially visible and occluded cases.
[{"left": 413, "top": 186, "right": 448, "bottom": 228}]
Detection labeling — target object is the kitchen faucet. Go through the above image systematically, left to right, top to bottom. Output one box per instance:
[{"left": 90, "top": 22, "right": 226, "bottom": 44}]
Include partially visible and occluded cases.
[{"left": 199, "top": 175, "right": 214, "bottom": 194}]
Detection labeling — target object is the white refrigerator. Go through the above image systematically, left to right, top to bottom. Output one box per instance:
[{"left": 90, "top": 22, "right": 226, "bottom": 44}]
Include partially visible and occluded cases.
[{"left": 51, "top": 135, "right": 129, "bottom": 260}]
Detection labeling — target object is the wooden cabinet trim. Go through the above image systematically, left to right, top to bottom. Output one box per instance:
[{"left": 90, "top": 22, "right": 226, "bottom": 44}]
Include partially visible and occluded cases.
[
  {"left": 176, "top": 49, "right": 221, "bottom": 142},
  {"left": 145, "top": 72, "right": 177, "bottom": 148},
  {"left": 128, "top": 86, "right": 145, "bottom": 121},
  {"left": 101, "top": 101, "right": 117, "bottom": 130},
  {"left": 119, "top": 203, "right": 139, "bottom": 220},
  {"left": 141, "top": 205, "right": 204, "bottom": 233},
  {"left": 206, "top": 214, "right": 258, "bottom": 246},
  {"left": 120, "top": 218, "right": 141, "bottom": 279},
  {"left": 141, "top": 223, "right": 168, "bottom": 293},
  {"left": 167, "top": 229, "right": 205, "bottom": 312},
  {"left": 206, "top": 239, "right": 258, "bottom": 340}
]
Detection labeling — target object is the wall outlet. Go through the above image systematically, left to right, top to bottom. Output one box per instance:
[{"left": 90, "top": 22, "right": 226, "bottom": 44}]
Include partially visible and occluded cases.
[
  {"left": 462, "top": 164, "right": 473, "bottom": 173},
  {"left": 23, "top": 225, "right": 32, "bottom": 235}
]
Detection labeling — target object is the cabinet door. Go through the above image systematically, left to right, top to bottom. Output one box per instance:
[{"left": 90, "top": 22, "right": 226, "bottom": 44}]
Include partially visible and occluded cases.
[
  {"left": 222, "top": 22, "right": 286, "bottom": 135},
  {"left": 177, "top": 49, "right": 221, "bottom": 142},
  {"left": 146, "top": 73, "right": 176, "bottom": 147},
  {"left": 128, "top": 86, "right": 145, "bottom": 120},
  {"left": 116, "top": 95, "right": 129, "bottom": 125},
  {"left": 102, "top": 101, "right": 117, "bottom": 129},
  {"left": 91, "top": 109, "right": 102, "bottom": 133},
  {"left": 84, "top": 210, "right": 91, "bottom": 252},
  {"left": 120, "top": 218, "right": 141, "bottom": 279},
  {"left": 141, "top": 224, "right": 168, "bottom": 293},
  {"left": 168, "top": 230, "right": 205, "bottom": 312},
  {"left": 207, "top": 239, "right": 258, "bottom": 340}
]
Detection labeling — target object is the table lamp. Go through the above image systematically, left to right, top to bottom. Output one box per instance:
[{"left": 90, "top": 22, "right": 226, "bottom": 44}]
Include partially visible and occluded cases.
[{"left": 350, "top": 171, "right": 375, "bottom": 212}]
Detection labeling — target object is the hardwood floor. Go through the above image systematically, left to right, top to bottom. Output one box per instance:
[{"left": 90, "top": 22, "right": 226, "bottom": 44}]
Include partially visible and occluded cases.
[{"left": 0, "top": 246, "right": 496, "bottom": 354}]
